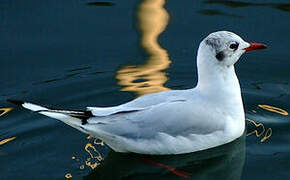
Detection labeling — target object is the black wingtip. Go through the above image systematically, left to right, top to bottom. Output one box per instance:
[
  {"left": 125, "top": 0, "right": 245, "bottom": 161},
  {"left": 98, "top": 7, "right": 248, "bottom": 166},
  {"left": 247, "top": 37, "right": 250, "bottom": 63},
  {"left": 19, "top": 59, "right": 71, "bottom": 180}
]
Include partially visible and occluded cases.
[{"left": 7, "top": 99, "right": 24, "bottom": 106}]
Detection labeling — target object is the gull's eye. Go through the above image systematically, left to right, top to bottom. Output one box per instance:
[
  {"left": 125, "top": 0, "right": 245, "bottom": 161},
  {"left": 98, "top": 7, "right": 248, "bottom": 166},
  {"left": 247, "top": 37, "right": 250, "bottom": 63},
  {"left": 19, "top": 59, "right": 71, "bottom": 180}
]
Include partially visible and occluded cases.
[{"left": 229, "top": 42, "right": 239, "bottom": 50}]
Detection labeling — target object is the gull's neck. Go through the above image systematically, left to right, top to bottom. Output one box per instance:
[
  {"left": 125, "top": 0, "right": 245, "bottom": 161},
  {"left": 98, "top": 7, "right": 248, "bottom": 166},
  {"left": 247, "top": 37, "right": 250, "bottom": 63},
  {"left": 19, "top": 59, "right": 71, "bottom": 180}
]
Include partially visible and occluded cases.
[
  {"left": 195, "top": 54, "right": 242, "bottom": 103},
  {"left": 196, "top": 65, "right": 241, "bottom": 95}
]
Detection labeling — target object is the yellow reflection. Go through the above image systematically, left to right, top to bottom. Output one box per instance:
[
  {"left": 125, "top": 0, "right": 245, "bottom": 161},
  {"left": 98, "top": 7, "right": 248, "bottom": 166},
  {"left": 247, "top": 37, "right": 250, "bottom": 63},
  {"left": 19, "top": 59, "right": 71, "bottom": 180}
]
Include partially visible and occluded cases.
[
  {"left": 116, "top": 0, "right": 171, "bottom": 96},
  {"left": 258, "top": 104, "right": 288, "bottom": 116},
  {"left": 0, "top": 107, "right": 13, "bottom": 117},
  {"left": 0, "top": 108, "right": 15, "bottom": 147},
  {"left": 246, "top": 118, "right": 272, "bottom": 142},
  {"left": 246, "top": 118, "right": 265, "bottom": 137},
  {"left": 261, "top": 128, "right": 272, "bottom": 142},
  {"left": 87, "top": 135, "right": 93, "bottom": 140},
  {"left": 0, "top": 136, "right": 16, "bottom": 146},
  {"left": 84, "top": 136, "right": 103, "bottom": 169},
  {"left": 68, "top": 138, "right": 104, "bottom": 175},
  {"left": 94, "top": 139, "right": 105, "bottom": 146},
  {"left": 84, "top": 142, "right": 103, "bottom": 169},
  {"left": 85, "top": 143, "right": 103, "bottom": 161},
  {"left": 65, "top": 173, "right": 72, "bottom": 179}
]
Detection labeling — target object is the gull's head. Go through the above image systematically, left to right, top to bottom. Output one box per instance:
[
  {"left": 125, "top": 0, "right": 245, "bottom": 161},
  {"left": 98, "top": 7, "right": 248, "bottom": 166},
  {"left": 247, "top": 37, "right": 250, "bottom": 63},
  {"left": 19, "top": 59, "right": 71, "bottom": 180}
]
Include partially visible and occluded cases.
[{"left": 197, "top": 31, "right": 267, "bottom": 67}]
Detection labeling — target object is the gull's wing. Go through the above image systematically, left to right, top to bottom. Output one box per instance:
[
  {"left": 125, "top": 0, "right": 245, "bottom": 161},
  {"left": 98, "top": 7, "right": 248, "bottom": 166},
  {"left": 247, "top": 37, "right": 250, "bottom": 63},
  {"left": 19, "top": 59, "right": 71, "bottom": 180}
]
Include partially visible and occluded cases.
[
  {"left": 84, "top": 89, "right": 223, "bottom": 140},
  {"left": 87, "top": 90, "right": 188, "bottom": 116},
  {"left": 86, "top": 96, "right": 223, "bottom": 140},
  {"left": 84, "top": 97, "right": 225, "bottom": 154}
]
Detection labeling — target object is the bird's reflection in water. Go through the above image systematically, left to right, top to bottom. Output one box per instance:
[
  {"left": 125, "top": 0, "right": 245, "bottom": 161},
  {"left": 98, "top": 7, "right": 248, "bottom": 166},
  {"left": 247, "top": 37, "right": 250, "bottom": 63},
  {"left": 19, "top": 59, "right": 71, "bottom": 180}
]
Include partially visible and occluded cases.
[{"left": 84, "top": 134, "right": 245, "bottom": 180}]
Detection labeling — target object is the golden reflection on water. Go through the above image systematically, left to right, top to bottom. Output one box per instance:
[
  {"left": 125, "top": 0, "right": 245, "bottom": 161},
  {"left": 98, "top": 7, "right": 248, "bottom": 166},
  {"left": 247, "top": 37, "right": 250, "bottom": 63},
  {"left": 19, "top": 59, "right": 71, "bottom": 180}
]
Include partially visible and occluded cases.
[
  {"left": 116, "top": 0, "right": 171, "bottom": 96},
  {"left": 246, "top": 103, "right": 289, "bottom": 142},
  {"left": 246, "top": 104, "right": 288, "bottom": 142},
  {"left": 258, "top": 104, "right": 288, "bottom": 116},
  {"left": 0, "top": 107, "right": 13, "bottom": 117},
  {"left": 0, "top": 108, "right": 16, "bottom": 147},
  {"left": 246, "top": 118, "right": 272, "bottom": 142},
  {"left": 246, "top": 118, "right": 265, "bottom": 137},
  {"left": 260, "top": 128, "right": 272, "bottom": 142},
  {"left": 0, "top": 136, "right": 16, "bottom": 146},
  {"left": 67, "top": 136, "right": 104, "bottom": 177},
  {"left": 84, "top": 136, "right": 104, "bottom": 169},
  {"left": 84, "top": 137, "right": 104, "bottom": 169},
  {"left": 85, "top": 142, "right": 103, "bottom": 169},
  {"left": 64, "top": 173, "right": 72, "bottom": 179}
]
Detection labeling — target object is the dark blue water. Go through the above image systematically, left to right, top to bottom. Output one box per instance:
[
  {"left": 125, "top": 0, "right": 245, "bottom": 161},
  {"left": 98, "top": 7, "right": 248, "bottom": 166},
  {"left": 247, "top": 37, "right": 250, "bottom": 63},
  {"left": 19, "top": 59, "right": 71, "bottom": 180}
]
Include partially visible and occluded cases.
[{"left": 1, "top": 0, "right": 290, "bottom": 179}]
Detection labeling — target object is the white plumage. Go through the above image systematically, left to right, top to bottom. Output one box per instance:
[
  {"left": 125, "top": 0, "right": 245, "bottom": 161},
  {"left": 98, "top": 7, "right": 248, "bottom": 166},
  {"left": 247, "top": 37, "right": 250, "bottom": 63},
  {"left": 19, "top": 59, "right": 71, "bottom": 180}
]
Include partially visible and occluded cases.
[{"left": 8, "top": 31, "right": 267, "bottom": 154}]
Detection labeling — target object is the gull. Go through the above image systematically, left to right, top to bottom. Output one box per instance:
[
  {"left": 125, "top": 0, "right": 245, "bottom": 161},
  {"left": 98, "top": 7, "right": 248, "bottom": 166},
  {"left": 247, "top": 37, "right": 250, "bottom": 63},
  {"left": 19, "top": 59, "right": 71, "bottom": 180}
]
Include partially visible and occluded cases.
[{"left": 8, "top": 31, "right": 267, "bottom": 155}]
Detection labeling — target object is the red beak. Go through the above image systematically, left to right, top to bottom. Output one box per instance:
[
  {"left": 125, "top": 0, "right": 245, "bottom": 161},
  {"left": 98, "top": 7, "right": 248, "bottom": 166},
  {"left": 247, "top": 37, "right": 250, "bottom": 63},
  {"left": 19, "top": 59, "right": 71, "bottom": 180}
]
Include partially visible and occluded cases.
[{"left": 244, "top": 43, "right": 267, "bottom": 52}]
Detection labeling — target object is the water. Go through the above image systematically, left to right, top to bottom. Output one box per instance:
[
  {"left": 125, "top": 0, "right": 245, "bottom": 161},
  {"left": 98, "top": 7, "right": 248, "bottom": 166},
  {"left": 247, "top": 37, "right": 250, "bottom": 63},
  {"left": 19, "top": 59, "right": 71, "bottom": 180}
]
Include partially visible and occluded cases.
[{"left": 1, "top": 0, "right": 290, "bottom": 179}]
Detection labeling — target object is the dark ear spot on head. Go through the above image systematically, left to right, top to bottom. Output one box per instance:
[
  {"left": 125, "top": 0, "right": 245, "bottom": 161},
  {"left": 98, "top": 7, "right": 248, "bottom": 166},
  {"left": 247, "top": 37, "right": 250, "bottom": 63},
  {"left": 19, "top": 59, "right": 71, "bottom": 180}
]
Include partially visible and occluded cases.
[{"left": 216, "top": 51, "right": 225, "bottom": 61}]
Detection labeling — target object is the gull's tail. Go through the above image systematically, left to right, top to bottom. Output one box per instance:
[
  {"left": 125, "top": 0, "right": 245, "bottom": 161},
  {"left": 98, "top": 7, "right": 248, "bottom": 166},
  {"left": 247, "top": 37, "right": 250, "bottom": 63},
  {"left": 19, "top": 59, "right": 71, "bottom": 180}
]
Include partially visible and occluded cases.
[{"left": 7, "top": 99, "right": 93, "bottom": 134}]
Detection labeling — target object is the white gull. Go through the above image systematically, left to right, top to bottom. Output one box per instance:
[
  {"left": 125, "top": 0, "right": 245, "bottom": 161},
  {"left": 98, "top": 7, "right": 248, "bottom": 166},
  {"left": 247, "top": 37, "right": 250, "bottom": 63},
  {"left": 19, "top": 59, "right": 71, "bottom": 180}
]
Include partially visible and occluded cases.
[{"left": 8, "top": 31, "right": 267, "bottom": 155}]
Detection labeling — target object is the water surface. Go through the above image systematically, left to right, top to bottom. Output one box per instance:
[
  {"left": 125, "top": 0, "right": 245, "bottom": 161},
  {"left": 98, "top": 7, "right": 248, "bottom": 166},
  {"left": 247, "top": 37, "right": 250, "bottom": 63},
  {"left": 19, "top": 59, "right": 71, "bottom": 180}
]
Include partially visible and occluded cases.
[{"left": 1, "top": 0, "right": 290, "bottom": 179}]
